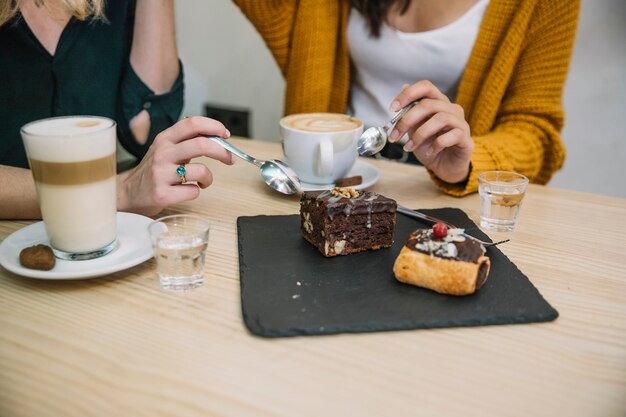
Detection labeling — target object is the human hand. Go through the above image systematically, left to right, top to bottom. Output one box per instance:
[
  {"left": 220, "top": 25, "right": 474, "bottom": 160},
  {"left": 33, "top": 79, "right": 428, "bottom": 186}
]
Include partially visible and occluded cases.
[
  {"left": 388, "top": 81, "right": 474, "bottom": 184},
  {"left": 118, "top": 116, "right": 235, "bottom": 216}
]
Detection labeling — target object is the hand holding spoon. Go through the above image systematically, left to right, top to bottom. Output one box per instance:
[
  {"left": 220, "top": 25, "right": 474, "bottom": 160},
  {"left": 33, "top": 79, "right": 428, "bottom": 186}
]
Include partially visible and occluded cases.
[
  {"left": 357, "top": 101, "right": 418, "bottom": 157},
  {"left": 204, "top": 136, "right": 301, "bottom": 195}
]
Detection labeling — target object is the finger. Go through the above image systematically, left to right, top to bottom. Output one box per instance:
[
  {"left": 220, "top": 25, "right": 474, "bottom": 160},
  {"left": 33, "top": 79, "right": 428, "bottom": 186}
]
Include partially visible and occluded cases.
[
  {"left": 389, "top": 80, "right": 449, "bottom": 112},
  {"left": 389, "top": 99, "right": 456, "bottom": 143},
  {"left": 399, "top": 112, "right": 454, "bottom": 152},
  {"left": 409, "top": 112, "right": 458, "bottom": 150},
  {"left": 157, "top": 116, "right": 231, "bottom": 144},
  {"left": 426, "top": 128, "right": 469, "bottom": 159},
  {"left": 170, "top": 136, "right": 235, "bottom": 165},
  {"left": 174, "top": 163, "right": 214, "bottom": 189},
  {"left": 160, "top": 183, "right": 201, "bottom": 205}
]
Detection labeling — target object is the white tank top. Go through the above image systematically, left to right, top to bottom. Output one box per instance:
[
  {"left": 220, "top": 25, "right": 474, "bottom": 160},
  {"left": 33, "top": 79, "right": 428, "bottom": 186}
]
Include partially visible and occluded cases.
[{"left": 347, "top": 0, "right": 489, "bottom": 130}]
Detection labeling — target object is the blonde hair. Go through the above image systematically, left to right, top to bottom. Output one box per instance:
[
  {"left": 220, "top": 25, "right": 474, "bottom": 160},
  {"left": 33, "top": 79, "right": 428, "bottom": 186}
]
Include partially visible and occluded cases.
[{"left": 0, "top": 0, "right": 105, "bottom": 27}]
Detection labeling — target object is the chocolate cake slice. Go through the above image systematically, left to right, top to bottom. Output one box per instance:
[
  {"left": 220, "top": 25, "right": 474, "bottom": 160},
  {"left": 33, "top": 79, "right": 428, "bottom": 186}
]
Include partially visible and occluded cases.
[{"left": 300, "top": 187, "right": 397, "bottom": 257}]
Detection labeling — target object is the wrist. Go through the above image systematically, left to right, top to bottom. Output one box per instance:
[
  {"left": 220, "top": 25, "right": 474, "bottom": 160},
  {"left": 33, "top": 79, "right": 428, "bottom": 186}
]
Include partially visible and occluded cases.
[
  {"left": 437, "top": 163, "right": 471, "bottom": 185},
  {"left": 116, "top": 171, "right": 133, "bottom": 212}
]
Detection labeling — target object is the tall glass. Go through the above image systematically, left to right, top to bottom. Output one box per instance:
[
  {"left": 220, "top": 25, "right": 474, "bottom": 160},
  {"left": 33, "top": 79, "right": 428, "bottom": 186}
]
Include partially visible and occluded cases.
[{"left": 21, "top": 116, "right": 118, "bottom": 260}]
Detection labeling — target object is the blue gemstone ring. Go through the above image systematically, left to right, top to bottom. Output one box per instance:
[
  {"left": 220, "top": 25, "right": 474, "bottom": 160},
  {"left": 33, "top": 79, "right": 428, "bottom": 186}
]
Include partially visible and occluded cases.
[{"left": 176, "top": 164, "right": 187, "bottom": 184}]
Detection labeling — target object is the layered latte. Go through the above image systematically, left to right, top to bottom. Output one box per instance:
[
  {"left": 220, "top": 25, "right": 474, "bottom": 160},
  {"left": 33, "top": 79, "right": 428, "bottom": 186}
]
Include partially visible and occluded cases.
[{"left": 21, "top": 116, "right": 117, "bottom": 255}]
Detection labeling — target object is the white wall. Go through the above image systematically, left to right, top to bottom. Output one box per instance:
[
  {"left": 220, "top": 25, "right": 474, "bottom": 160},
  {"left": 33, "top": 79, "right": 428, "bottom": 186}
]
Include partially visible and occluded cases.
[
  {"left": 176, "top": 0, "right": 626, "bottom": 198},
  {"left": 550, "top": 0, "right": 626, "bottom": 198}
]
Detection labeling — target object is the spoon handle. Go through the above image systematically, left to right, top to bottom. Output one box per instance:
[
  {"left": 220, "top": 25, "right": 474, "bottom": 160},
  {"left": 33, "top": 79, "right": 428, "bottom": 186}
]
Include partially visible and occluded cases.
[
  {"left": 384, "top": 101, "right": 419, "bottom": 147},
  {"left": 385, "top": 101, "right": 418, "bottom": 131},
  {"left": 203, "top": 135, "right": 262, "bottom": 167}
]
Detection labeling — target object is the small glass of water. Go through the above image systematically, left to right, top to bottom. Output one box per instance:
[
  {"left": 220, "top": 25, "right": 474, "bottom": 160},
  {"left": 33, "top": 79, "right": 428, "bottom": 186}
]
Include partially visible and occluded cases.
[
  {"left": 478, "top": 171, "right": 529, "bottom": 232},
  {"left": 148, "top": 215, "right": 210, "bottom": 291}
]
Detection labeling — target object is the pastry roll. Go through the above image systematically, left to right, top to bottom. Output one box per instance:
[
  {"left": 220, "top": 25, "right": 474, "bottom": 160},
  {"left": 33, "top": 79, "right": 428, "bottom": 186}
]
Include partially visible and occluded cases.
[{"left": 393, "top": 225, "right": 490, "bottom": 295}]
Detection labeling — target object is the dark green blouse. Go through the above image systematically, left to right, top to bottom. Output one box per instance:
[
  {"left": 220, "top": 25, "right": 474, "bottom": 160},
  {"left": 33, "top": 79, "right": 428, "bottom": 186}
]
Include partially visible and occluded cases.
[{"left": 0, "top": 0, "right": 184, "bottom": 168}]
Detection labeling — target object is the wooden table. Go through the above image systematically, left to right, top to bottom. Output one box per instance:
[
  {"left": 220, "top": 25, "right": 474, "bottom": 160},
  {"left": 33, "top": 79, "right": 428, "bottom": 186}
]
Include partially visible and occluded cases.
[{"left": 1, "top": 138, "right": 625, "bottom": 417}]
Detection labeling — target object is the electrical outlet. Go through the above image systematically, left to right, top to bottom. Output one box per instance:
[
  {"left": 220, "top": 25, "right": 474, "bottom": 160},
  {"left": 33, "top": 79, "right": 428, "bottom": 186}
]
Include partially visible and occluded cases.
[{"left": 204, "top": 103, "right": 251, "bottom": 138}]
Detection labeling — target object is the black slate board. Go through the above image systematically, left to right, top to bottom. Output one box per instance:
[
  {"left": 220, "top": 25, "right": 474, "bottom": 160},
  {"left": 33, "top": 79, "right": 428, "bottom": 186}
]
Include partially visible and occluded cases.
[{"left": 237, "top": 208, "right": 557, "bottom": 338}]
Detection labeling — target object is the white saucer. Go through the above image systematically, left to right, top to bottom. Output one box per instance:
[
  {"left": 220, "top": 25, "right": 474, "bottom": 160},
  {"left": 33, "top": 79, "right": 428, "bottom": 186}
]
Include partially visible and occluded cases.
[
  {"left": 299, "top": 159, "right": 380, "bottom": 191},
  {"left": 0, "top": 212, "right": 154, "bottom": 280}
]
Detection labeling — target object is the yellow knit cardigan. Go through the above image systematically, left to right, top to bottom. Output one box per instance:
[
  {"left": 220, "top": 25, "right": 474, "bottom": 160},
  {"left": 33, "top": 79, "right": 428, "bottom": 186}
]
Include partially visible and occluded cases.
[{"left": 234, "top": 0, "right": 580, "bottom": 195}]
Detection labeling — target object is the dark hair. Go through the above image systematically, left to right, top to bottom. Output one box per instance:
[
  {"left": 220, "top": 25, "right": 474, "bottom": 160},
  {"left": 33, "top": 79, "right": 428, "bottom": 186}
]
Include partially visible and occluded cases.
[{"left": 349, "top": 0, "right": 412, "bottom": 37}]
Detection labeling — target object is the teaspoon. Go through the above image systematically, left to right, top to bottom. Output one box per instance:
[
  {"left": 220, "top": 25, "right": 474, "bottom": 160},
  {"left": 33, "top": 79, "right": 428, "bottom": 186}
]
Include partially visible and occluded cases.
[
  {"left": 357, "top": 101, "right": 418, "bottom": 157},
  {"left": 204, "top": 136, "right": 301, "bottom": 195}
]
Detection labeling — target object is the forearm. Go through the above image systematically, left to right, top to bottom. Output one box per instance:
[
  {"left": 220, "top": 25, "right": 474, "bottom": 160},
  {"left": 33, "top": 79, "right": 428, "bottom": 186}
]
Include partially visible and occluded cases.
[
  {"left": 130, "top": 0, "right": 179, "bottom": 94},
  {"left": 429, "top": 117, "right": 564, "bottom": 197},
  {"left": 0, "top": 166, "right": 41, "bottom": 219}
]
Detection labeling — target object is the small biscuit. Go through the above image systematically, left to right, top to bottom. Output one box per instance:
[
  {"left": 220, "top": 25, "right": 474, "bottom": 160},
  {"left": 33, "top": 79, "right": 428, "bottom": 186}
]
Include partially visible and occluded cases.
[
  {"left": 335, "top": 175, "right": 363, "bottom": 187},
  {"left": 19, "top": 244, "right": 56, "bottom": 271}
]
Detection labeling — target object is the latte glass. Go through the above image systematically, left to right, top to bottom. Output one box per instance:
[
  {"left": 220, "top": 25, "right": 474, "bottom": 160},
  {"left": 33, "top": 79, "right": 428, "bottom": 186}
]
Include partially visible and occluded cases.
[
  {"left": 280, "top": 113, "right": 363, "bottom": 185},
  {"left": 21, "top": 116, "right": 118, "bottom": 260}
]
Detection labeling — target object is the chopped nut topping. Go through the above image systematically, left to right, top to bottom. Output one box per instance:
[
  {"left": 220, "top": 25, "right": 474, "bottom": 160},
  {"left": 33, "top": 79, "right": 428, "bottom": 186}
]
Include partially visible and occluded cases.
[{"left": 330, "top": 187, "right": 359, "bottom": 199}]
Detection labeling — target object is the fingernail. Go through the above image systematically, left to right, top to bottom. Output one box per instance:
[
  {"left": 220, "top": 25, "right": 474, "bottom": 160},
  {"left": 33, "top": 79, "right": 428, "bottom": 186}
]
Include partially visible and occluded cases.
[
  {"left": 390, "top": 101, "right": 401, "bottom": 112},
  {"left": 225, "top": 129, "right": 231, "bottom": 138},
  {"left": 389, "top": 129, "right": 400, "bottom": 142},
  {"left": 403, "top": 141, "right": 416, "bottom": 152}
]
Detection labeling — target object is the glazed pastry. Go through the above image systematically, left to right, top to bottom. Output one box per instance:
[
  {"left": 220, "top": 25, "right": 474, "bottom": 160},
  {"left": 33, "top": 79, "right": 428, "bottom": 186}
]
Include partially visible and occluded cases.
[
  {"left": 300, "top": 187, "right": 396, "bottom": 257},
  {"left": 393, "top": 223, "right": 490, "bottom": 295}
]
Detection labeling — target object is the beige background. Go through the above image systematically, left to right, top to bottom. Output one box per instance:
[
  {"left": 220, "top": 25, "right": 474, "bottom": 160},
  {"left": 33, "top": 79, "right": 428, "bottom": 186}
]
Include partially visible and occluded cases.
[{"left": 174, "top": 0, "right": 626, "bottom": 198}]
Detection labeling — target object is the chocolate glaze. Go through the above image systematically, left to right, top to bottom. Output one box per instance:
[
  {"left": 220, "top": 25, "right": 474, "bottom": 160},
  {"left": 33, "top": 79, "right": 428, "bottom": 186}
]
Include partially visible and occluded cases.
[
  {"left": 302, "top": 190, "right": 397, "bottom": 219},
  {"left": 405, "top": 229, "right": 485, "bottom": 263},
  {"left": 476, "top": 262, "right": 489, "bottom": 289}
]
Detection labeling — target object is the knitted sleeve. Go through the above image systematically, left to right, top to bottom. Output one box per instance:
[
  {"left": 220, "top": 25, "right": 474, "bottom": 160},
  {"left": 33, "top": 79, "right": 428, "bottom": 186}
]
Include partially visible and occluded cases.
[{"left": 431, "top": 0, "right": 581, "bottom": 196}]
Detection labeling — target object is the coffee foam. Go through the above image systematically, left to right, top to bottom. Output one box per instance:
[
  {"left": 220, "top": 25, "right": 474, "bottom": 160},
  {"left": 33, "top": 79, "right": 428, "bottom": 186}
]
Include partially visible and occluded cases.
[
  {"left": 281, "top": 113, "right": 362, "bottom": 133},
  {"left": 21, "top": 116, "right": 116, "bottom": 162}
]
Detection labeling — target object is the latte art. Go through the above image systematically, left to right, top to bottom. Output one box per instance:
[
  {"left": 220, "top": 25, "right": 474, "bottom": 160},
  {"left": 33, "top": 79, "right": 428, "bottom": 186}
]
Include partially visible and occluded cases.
[{"left": 281, "top": 113, "right": 362, "bottom": 133}]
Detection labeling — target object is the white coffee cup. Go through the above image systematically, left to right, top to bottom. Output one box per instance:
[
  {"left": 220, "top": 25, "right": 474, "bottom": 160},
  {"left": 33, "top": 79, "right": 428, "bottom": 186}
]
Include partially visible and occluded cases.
[
  {"left": 280, "top": 113, "right": 363, "bottom": 185},
  {"left": 21, "top": 116, "right": 118, "bottom": 260}
]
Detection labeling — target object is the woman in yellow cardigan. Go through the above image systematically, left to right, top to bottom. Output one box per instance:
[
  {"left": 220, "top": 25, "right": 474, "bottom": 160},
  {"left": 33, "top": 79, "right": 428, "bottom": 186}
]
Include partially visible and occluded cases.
[{"left": 234, "top": 0, "right": 580, "bottom": 196}]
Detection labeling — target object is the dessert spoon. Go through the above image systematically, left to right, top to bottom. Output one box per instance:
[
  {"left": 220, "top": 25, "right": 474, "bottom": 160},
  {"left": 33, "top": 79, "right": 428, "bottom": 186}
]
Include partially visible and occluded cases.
[
  {"left": 357, "top": 101, "right": 418, "bottom": 156},
  {"left": 204, "top": 136, "right": 301, "bottom": 195},
  {"left": 396, "top": 205, "right": 509, "bottom": 248}
]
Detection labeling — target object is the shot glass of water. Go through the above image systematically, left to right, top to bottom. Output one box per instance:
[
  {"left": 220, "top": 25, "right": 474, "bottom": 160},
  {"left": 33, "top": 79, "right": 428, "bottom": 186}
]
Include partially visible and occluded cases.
[
  {"left": 478, "top": 171, "right": 529, "bottom": 232},
  {"left": 148, "top": 215, "right": 210, "bottom": 291}
]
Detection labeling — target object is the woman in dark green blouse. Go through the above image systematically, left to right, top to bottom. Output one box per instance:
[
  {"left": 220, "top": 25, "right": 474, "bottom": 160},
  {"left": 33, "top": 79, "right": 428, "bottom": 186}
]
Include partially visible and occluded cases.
[{"left": 0, "top": 0, "right": 235, "bottom": 218}]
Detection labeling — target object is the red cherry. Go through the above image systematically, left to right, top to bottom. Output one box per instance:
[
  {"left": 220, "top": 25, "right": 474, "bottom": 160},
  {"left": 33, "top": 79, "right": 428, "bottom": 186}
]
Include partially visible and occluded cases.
[{"left": 432, "top": 222, "right": 448, "bottom": 239}]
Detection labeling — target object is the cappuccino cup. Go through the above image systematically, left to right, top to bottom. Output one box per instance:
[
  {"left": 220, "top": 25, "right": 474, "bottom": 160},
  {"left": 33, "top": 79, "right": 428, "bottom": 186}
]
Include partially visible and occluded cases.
[
  {"left": 280, "top": 113, "right": 363, "bottom": 185},
  {"left": 21, "top": 116, "right": 118, "bottom": 260}
]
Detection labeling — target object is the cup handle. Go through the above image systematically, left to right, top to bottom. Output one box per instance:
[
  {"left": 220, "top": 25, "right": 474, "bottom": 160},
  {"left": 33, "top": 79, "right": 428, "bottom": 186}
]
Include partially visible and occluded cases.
[{"left": 317, "top": 139, "right": 333, "bottom": 177}]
